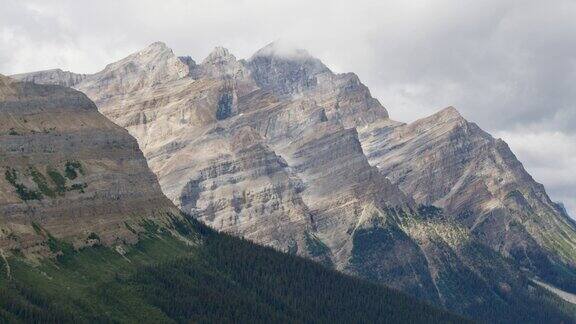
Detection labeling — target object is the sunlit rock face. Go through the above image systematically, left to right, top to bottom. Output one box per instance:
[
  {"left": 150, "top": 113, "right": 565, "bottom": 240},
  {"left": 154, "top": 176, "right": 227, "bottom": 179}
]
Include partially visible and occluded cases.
[
  {"left": 11, "top": 41, "right": 576, "bottom": 321},
  {"left": 0, "top": 75, "right": 181, "bottom": 257}
]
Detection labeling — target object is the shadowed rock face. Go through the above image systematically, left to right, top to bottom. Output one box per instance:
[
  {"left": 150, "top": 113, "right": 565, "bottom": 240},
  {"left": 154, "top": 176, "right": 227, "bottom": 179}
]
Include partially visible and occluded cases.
[
  {"left": 11, "top": 43, "right": 576, "bottom": 321},
  {"left": 0, "top": 75, "right": 180, "bottom": 256}
]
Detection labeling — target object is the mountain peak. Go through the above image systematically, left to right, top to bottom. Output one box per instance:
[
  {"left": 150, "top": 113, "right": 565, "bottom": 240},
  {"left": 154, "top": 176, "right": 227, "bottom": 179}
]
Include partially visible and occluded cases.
[
  {"left": 79, "top": 41, "right": 188, "bottom": 99},
  {"left": 108, "top": 41, "right": 177, "bottom": 70},
  {"left": 127, "top": 41, "right": 172, "bottom": 59},
  {"left": 143, "top": 41, "right": 169, "bottom": 52},
  {"left": 150, "top": 41, "right": 167, "bottom": 47},
  {"left": 251, "top": 41, "right": 315, "bottom": 61},
  {"left": 247, "top": 42, "right": 331, "bottom": 97},
  {"left": 194, "top": 46, "right": 254, "bottom": 82},
  {"left": 203, "top": 46, "right": 236, "bottom": 64},
  {"left": 391, "top": 106, "right": 474, "bottom": 146},
  {"left": 415, "top": 106, "right": 467, "bottom": 127},
  {"left": 436, "top": 106, "right": 463, "bottom": 118}
]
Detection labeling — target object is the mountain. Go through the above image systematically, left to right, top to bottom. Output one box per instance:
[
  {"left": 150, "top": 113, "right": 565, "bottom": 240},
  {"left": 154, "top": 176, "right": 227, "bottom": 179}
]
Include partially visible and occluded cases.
[
  {"left": 11, "top": 42, "right": 576, "bottom": 322},
  {"left": 0, "top": 75, "right": 466, "bottom": 323},
  {"left": 359, "top": 106, "right": 576, "bottom": 291}
]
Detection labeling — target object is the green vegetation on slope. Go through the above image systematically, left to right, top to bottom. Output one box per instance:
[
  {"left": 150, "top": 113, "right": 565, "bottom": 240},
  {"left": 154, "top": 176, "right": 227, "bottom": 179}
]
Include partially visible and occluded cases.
[
  {"left": 3, "top": 162, "right": 88, "bottom": 201},
  {"left": 4, "top": 168, "right": 42, "bottom": 201},
  {"left": 0, "top": 217, "right": 465, "bottom": 324}
]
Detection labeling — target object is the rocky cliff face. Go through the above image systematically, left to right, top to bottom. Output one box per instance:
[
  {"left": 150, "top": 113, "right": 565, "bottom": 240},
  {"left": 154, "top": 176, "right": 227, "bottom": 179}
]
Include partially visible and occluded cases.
[
  {"left": 11, "top": 43, "right": 576, "bottom": 321},
  {"left": 0, "top": 75, "right": 181, "bottom": 257}
]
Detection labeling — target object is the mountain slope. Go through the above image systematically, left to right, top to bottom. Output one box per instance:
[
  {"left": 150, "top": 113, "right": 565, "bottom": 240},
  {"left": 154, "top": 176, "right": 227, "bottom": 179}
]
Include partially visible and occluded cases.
[{"left": 11, "top": 43, "right": 576, "bottom": 322}]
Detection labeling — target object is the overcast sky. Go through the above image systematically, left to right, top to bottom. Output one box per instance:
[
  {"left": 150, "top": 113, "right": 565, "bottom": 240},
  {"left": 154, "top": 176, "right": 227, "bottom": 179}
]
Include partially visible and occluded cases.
[{"left": 1, "top": 0, "right": 575, "bottom": 217}]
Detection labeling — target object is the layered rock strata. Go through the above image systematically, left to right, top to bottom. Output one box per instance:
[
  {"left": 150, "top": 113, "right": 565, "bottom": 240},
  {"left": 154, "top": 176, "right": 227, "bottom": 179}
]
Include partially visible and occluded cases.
[{"left": 0, "top": 75, "right": 181, "bottom": 256}]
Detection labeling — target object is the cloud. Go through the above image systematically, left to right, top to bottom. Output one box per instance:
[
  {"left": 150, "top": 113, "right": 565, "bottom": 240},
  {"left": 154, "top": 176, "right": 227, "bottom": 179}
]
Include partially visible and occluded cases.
[
  {"left": 0, "top": 0, "right": 574, "bottom": 216},
  {"left": 496, "top": 130, "right": 576, "bottom": 217}
]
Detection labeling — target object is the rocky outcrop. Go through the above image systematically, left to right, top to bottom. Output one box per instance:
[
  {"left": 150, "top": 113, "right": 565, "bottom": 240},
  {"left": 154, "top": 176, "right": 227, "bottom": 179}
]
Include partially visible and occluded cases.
[{"left": 0, "top": 75, "right": 181, "bottom": 257}]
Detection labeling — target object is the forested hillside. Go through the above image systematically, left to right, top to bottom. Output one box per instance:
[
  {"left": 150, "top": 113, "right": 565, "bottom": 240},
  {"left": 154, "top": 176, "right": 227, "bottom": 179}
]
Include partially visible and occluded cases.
[{"left": 0, "top": 216, "right": 467, "bottom": 323}]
